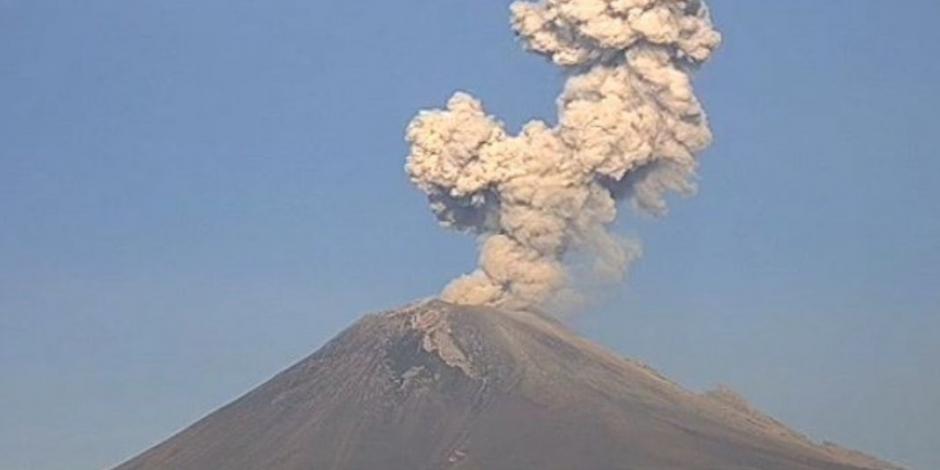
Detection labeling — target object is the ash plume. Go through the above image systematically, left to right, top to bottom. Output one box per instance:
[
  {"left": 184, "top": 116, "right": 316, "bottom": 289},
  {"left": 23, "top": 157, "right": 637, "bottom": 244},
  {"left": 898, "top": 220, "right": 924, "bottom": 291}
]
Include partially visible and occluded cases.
[{"left": 405, "top": 0, "right": 721, "bottom": 310}]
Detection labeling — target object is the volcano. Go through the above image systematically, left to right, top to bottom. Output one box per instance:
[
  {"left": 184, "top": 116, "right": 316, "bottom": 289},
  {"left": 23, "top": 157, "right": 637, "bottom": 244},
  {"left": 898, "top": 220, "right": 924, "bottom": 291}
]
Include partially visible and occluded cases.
[{"left": 116, "top": 300, "right": 898, "bottom": 470}]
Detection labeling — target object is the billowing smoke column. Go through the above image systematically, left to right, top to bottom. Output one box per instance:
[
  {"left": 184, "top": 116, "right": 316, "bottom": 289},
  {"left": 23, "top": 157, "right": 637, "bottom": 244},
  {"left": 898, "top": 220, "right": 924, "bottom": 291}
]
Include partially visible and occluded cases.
[{"left": 405, "top": 0, "right": 720, "bottom": 310}]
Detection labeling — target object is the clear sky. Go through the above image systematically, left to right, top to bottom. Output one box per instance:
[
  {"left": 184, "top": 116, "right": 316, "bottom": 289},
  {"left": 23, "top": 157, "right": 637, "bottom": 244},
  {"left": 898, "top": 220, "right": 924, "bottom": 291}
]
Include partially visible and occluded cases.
[{"left": 1, "top": 1, "right": 938, "bottom": 469}]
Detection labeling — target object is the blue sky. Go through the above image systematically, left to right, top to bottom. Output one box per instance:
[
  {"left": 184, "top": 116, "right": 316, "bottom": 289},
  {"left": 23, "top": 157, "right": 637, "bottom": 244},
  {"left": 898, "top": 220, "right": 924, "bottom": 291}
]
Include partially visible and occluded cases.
[{"left": 1, "top": 1, "right": 938, "bottom": 468}]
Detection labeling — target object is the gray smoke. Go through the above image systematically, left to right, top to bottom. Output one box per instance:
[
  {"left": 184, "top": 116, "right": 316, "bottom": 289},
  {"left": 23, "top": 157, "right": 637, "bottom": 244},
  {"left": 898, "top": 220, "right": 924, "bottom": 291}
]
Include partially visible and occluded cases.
[{"left": 405, "top": 0, "right": 720, "bottom": 310}]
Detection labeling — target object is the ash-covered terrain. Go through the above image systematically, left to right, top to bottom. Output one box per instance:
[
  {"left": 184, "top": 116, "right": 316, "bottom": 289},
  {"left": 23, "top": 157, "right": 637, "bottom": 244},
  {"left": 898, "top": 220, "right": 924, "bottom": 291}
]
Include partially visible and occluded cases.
[{"left": 117, "top": 300, "right": 898, "bottom": 470}]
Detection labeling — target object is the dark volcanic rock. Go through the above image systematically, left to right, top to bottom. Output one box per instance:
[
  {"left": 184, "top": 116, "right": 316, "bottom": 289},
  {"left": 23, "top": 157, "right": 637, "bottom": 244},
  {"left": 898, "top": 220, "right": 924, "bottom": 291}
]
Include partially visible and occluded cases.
[{"left": 116, "top": 300, "right": 899, "bottom": 470}]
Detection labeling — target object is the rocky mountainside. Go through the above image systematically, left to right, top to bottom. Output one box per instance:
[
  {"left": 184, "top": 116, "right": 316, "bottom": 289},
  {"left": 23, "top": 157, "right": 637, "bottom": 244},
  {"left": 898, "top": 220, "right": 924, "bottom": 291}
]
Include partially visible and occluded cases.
[{"left": 116, "top": 300, "right": 899, "bottom": 470}]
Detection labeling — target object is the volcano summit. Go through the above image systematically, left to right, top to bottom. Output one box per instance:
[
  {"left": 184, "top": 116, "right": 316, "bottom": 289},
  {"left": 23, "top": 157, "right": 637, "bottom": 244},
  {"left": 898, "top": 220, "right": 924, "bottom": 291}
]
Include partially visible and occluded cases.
[{"left": 117, "top": 301, "right": 897, "bottom": 470}]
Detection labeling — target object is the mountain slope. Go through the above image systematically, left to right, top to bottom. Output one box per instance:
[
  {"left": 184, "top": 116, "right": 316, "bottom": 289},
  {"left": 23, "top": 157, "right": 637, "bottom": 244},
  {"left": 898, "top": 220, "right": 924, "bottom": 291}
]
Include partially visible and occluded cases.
[{"left": 116, "top": 300, "right": 899, "bottom": 470}]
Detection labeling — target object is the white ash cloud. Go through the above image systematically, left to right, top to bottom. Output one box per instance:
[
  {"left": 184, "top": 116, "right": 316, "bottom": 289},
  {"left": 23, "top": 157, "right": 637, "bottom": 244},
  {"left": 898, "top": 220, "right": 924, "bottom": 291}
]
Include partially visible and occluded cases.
[{"left": 405, "top": 0, "right": 720, "bottom": 310}]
